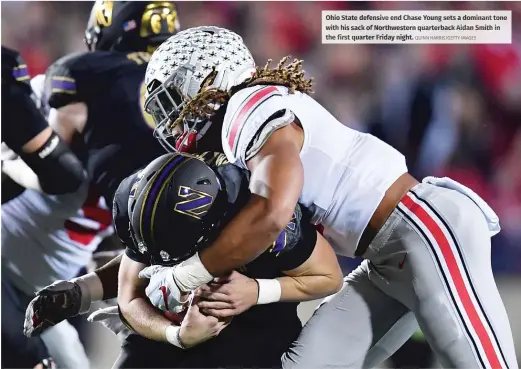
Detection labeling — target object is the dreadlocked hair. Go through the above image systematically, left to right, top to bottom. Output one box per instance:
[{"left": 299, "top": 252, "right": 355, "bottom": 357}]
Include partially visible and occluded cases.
[{"left": 169, "top": 56, "right": 314, "bottom": 131}]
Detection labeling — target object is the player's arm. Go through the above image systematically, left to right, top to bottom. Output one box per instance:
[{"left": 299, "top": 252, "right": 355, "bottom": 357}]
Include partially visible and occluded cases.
[
  {"left": 1, "top": 48, "right": 51, "bottom": 153},
  {"left": 1, "top": 49, "right": 87, "bottom": 195},
  {"left": 45, "top": 54, "right": 92, "bottom": 142},
  {"left": 1, "top": 84, "right": 87, "bottom": 194},
  {"left": 169, "top": 123, "right": 303, "bottom": 295},
  {"left": 202, "top": 123, "right": 303, "bottom": 276},
  {"left": 23, "top": 173, "right": 137, "bottom": 337},
  {"left": 197, "top": 215, "right": 343, "bottom": 317},
  {"left": 277, "top": 231, "right": 343, "bottom": 302},
  {"left": 117, "top": 253, "right": 174, "bottom": 342},
  {"left": 118, "top": 253, "right": 227, "bottom": 348}
]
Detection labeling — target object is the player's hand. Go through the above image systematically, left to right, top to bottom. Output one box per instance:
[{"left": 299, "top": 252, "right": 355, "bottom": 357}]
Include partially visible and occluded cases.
[
  {"left": 139, "top": 265, "right": 186, "bottom": 313},
  {"left": 195, "top": 271, "right": 258, "bottom": 318},
  {"left": 24, "top": 280, "right": 83, "bottom": 337},
  {"left": 179, "top": 296, "right": 232, "bottom": 348},
  {"left": 87, "top": 306, "right": 131, "bottom": 337}
]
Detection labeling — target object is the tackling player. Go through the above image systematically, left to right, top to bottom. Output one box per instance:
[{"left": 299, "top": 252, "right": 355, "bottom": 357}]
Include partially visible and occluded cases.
[
  {"left": 138, "top": 27, "right": 518, "bottom": 369},
  {"left": 1, "top": 47, "right": 86, "bottom": 201}
]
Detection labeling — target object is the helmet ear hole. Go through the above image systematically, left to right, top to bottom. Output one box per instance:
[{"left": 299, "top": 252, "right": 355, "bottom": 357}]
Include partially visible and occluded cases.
[{"left": 197, "top": 179, "right": 211, "bottom": 186}]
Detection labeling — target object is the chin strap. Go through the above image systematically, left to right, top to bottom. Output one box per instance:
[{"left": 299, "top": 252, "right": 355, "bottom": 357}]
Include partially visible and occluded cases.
[
  {"left": 175, "top": 118, "right": 213, "bottom": 153},
  {"left": 175, "top": 130, "right": 197, "bottom": 152}
]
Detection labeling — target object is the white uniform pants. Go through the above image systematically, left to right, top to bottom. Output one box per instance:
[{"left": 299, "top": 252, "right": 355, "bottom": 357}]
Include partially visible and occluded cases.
[{"left": 283, "top": 182, "right": 518, "bottom": 369}]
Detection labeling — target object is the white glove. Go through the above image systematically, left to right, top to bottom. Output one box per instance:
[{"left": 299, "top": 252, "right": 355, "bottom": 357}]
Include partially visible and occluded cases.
[
  {"left": 138, "top": 265, "right": 185, "bottom": 313},
  {"left": 24, "top": 280, "right": 86, "bottom": 337},
  {"left": 87, "top": 306, "right": 131, "bottom": 337}
]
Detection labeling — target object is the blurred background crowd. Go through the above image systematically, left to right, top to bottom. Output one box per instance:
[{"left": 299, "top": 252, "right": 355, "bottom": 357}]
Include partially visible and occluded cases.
[{"left": 2, "top": 1, "right": 520, "bottom": 368}]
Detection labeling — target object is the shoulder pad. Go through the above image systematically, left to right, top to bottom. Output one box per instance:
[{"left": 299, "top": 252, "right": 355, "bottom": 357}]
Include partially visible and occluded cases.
[
  {"left": 2, "top": 47, "right": 31, "bottom": 89},
  {"left": 45, "top": 51, "right": 88, "bottom": 109},
  {"left": 45, "top": 51, "right": 138, "bottom": 109},
  {"left": 222, "top": 85, "right": 295, "bottom": 168}
]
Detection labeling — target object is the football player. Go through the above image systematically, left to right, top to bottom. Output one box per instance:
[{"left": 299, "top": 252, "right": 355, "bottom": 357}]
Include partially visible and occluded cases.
[
  {"left": 42, "top": 0, "right": 180, "bottom": 204},
  {"left": 3, "top": 2, "right": 180, "bottom": 367},
  {"left": 138, "top": 27, "right": 518, "bottom": 369},
  {"left": 1, "top": 46, "right": 86, "bottom": 201},
  {"left": 1, "top": 46, "right": 85, "bottom": 369},
  {"left": 26, "top": 151, "right": 342, "bottom": 368},
  {"left": 115, "top": 152, "right": 341, "bottom": 368}
]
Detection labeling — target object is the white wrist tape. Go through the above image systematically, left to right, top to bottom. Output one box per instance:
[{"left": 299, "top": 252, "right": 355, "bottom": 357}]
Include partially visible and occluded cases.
[
  {"left": 172, "top": 252, "right": 214, "bottom": 292},
  {"left": 72, "top": 273, "right": 104, "bottom": 314},
  {"left": 255, "top": 279, "right": 282, "bottom": 305},
  {"left": 165, "top": 325, "right": 186, "bottom": 349}
]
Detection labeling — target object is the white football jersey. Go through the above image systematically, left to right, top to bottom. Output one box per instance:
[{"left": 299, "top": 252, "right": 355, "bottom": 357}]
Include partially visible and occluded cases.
[{"left": 222, "top": 85, "right": 408, "bottom": 257}]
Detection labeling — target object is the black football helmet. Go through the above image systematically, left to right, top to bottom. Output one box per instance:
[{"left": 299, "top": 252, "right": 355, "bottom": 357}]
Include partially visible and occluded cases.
[
  {"left": 84, "top": 1, "right": 180, "bottom": 53},
  {"left": 128, "top": 153, "right": 230, "bottom": 265}
]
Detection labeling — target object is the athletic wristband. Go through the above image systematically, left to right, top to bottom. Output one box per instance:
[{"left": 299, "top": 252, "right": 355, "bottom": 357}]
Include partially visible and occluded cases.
[
  {"left": 72, "top": 273, "right": 104, "bottom": 314},
  {"left": 255, "top": 279, "right": 282, "bottom": 305},
  {"left": 165, "top": 325, "right": 187, "bottom": 349}
]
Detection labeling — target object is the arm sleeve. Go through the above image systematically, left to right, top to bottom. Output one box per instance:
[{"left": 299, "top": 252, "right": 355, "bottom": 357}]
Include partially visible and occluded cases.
[
  {"left": 1, "top": 48, "right": 48, "bottom": 151},
  {"left": 1, "top": 48, "right": 87, "bottom": 194},
  {"left": 2, "top": 83, "right": 49, "bottom": 152},
  {"left": 17, "top": 131, "right": 87, "bottom": 194}
]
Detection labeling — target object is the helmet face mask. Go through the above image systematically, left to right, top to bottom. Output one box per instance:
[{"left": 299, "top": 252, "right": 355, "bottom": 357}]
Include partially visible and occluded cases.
[
  {"left": 145, "top": 26, "right": 256, "bottom": 152},
  {"left": 145, "top": 68, "right": 195, "bottom": 152},
  {"left": 146, "top": 80, "right": 213, "bottom": 153}
]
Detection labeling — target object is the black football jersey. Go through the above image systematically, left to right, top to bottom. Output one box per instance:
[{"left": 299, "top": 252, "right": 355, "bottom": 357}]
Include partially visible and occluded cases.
[
  {"left": 1, "top": 47, "right": 48, "bottom": 152},
  {"left": 44, "top": 50, "right": 165, "bottom": 204},
  {"left": 113, "top": 152, "right": 315, "bottom": 368}
]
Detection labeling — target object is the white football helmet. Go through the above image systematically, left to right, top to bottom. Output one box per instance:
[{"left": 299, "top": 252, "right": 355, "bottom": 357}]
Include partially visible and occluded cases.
[{"left": 144, "top": 26, "right": 256, "bottom": 152}]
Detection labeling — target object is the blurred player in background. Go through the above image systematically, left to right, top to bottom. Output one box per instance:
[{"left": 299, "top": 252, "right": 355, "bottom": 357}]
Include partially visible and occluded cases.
[
  {"left": 43, "top": 0, "right": 180, "bottom": 204},
  {"left": 2, "top": 1, "right": 180, "bottom": 367},
  {"left": 136, "top": 27, "right": 518, "bottom": 369},
  {"left": 1, "top": 46, "right": 87, "bottom": 369},
  {"left": 1, "top": 47, "right": 86, "bottom": 203}
]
